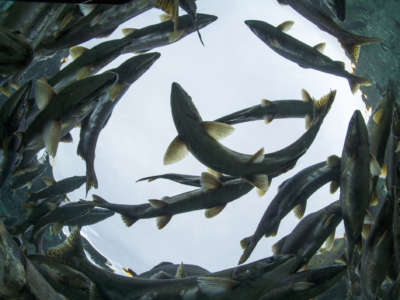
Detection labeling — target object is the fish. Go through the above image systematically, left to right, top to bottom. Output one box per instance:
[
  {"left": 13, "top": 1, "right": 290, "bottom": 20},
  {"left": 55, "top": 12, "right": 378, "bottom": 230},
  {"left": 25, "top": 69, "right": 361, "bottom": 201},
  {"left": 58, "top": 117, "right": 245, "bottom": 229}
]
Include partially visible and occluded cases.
[
  {"left": 36, "top": 0, "right": 155, "bottom": 53},
  {"left": 179, "top": 0, "right": 205, "bottom": 45},
  {"left": 277, "top": 0, "right": 379, "bottom": 62},
  {"left": 120, "top": 13, "right": 217, "bottom": 53},
  {"left": 46, "top": 14, "right": 214, "bottom": 91},
  {"left": 245, "top": 19, "right": 371, "bottom": 93},
  {"left": 0, "top": 25, "right": 33, "bottom": 76},
  {"left": 77, "top": 53, "right": 160, "bottom": 194},
  {"left": 22, "top": 72, "right": 118, "bottom": 157},
  {"left": 367, "top": 81, "right": 396, "bottom": 167},
  {"left": 164, "top": 82, "right": 334, "bottom": 194},
  {"left": 215, "top": 89, "right": 319, "bottom": 129},
  {"left": 339, "top": 110, "right": 370, "bottom": 270},
  {"left": 0, "top": 132, "right": 22, "bottom": 188},
  {"left": 238, "top": 156, "right": 341, "bottom": 264},
  {"left": 10, "top": 161, "right": 47, "bottom": 190},
  {"left": 136, "top": 172, "right": 235, "bottom": 187},
  {"left": 27, "top": 175, "right": 86, "bottom": 203},
  {"left": 82, "top": 176, "right": 253, "bottom": 228},
  {"left": 360, "top": 194, "right": 394, "bottom": 300},
  {"left": 272, "top": 200, "right": 342, "bottom": 270},
  {"left": 30, "top": 201, "right": 95, "bottom": 239},
  {"left": 45, "top": 227, "right": 239, "bottom": 300},
  {"left": 29, "top": 254, "right": 105, "bottom": 300},
  {"left": 138, "top": 261, "right": 210, "bottom": 279},
  {"left": 257, "top": 265, "right": 346, "bottom": 300}
]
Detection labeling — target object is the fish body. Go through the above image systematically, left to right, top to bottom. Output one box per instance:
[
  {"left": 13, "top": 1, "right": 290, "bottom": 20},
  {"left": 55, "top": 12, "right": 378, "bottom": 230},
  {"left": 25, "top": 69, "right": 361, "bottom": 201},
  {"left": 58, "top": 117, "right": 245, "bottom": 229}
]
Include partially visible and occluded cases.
[
  {"left": 37, "top": 0, "right": 154, "bottom": 53},
  {"left": 277, "top": 0, "right": 379, "bottom": 61},
  {"left": 122, "top": 13, "right": 216, "bottom": 53},
  {"left": 245, "top": 19, "right": 370, "bottom": 93},
  {"left": 0, "top": 25, "right": 33, "bottom": 76},
  {"left": 77, "top": 52, "right": 160, "bottom": 193},
  {"left": 22, "top": 72, "right": 118, "bottom": 155},
  {"left": 367, "top": 81, "right": 396, "bottom": 166},
  {"left": 168, "top": 82, "right": 334, "bottom": 185},
  {"left": 215, "top": 99, "right": 314, "bottom": 125},
  {"left": 339, "top": 110, "right": 370, "bottom": 265},
  {"left": 239, "top": 159, "right": 340, "bottom": 264},
  {"left": 11, "top": 162, "right": 46, "bottom": 190},
  {"left": 137, "top": 172, "right": 235, "bottom": 187},
  {"left": 27, "top": 175, "right": 86, "bottom": 203},
  {"left": 86, "top": 178, "right": 253, "bottom": 227},
  {"left": 361, "top": 195, "right": 394, "bottom": 300},
  {"left": 272, "top": 200, "right": 342, "bottom": 269},
  {"left": 65, "top": 208, "right": 115, "bottom": 227},
  {"left": 29, "top": 254, "right": 104, "bottom": 300},
  {"left": 138, "top": 262, "right": 210, "bottom": 279},
  {"left": 258, "top": 265, "right": 346, "bottom": 300}
]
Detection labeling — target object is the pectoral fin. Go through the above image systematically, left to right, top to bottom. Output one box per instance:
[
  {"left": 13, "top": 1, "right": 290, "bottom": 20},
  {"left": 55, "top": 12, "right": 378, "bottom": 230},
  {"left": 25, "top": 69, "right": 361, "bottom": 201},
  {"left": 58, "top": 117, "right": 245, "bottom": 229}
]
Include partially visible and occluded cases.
[
  {"left": 277, "top": 20, "right": 294, "bottom": 32},
  {"left": 122, "top": 28, "right": 137, "bottom": 37},
  {"left": 313, "top": 42, "right": 326, "bottom": 53},
  {"left": 69, "top": 46, "right": 88, "bottom": 60},
  {"left": 35, "top": 78, "right": 55, "bottom": 110},
  {"left": 43, "top": 120, "right": 61, "bottom": 158},
  {"left": 202, "top": 121, "right": 234, "bottom": 140},
  {"left": 163, "top": 136, "right": 188, "bottom": 165},
  {"left": 247, "top": 148, "right": 264, "bottom": 163},
  {"left": 148, "top": 199, "right": 168, "bottom": 208},
  {"left": 293, "top": 200, "right": 306, "bottom": 219},
  {"left": 205, "top": 204, "right": 226, "bottom": 218},
  {"left": 157, "top": 215, "right": 172, "bottom": 229}
]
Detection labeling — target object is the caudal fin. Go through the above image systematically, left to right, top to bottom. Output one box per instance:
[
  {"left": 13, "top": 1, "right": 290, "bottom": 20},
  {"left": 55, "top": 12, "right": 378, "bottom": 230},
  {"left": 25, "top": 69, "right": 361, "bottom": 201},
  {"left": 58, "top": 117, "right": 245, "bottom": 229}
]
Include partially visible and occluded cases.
[
  {"left": 340, "top": 34, "right": 381, "bottom": 62},
  {"left": 348, "top": 75, "right": 371, "bottom": 94}
]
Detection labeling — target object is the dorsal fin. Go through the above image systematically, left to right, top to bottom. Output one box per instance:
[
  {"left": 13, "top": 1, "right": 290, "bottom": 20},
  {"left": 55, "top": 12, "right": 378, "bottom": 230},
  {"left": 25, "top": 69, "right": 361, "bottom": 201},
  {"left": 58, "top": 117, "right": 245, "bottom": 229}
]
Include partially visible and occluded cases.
[
  {"left": 122, "top": 28, "right": 137, "bottom": 37},
  {"left": 313, "top": 42, "right": 326, "bottom": 53},
  {"left": 148, "top": 199, "right": 168, "bottom": 208},
  {"left": 272, "top": 236, "right": 287, "bottom": 255}
]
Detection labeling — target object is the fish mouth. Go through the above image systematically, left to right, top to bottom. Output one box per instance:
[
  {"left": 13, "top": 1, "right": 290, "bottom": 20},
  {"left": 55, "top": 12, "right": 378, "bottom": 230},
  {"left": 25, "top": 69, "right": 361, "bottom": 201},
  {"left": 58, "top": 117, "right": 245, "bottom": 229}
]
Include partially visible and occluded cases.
[{"left": 171, "top": 82, "right": 202, "bottom": 123}]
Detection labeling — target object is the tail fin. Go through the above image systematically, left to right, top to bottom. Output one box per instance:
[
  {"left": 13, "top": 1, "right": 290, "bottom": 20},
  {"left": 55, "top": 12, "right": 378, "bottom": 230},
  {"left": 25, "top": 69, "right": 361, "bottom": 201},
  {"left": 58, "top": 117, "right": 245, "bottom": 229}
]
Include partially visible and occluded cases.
[
  {"left": 341, "top": 35, "right": 381, "bottom": 62},
  {"left": 348, "top": 75, "right": 371, "bottom": 94},
  {"left": 311, "top": 90, "right": 337, "bottom": 126},
  {"left": 86, "top": 163, "right": 98, "bottom": 195}
]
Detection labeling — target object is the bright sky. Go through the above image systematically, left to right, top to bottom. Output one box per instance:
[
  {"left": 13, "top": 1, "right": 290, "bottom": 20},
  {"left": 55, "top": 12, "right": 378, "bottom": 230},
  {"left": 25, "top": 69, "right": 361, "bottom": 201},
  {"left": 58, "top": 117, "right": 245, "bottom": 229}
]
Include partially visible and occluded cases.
[{"left": 53, "top": 0, "right": 368, "bottom": 274}]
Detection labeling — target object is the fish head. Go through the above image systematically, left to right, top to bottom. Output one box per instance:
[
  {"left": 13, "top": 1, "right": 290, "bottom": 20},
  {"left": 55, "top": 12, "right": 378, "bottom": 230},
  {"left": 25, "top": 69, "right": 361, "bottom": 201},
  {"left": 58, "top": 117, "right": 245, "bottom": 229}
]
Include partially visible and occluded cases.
[
  {"left": 195, "top": 14, "right": 218, "bottom": 30},
  {"left": 245, "top": 20, "right": 277, "bottom": 46},
  {"left": 111, "top": 52, "right": 160, "bottom": 84},
  {"left": 171, "top": 82, "right": 203, "bottom": 129},
  {"left": 343, "top": 110, "right": 369, "bottom": 157}
]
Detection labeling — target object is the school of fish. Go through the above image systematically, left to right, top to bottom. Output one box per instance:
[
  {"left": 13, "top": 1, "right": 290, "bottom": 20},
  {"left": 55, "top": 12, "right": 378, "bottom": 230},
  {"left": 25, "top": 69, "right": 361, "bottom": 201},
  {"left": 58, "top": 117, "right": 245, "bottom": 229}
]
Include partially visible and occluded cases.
[{"left": 0, "top": 0, "right": 398, "bottom": 299}]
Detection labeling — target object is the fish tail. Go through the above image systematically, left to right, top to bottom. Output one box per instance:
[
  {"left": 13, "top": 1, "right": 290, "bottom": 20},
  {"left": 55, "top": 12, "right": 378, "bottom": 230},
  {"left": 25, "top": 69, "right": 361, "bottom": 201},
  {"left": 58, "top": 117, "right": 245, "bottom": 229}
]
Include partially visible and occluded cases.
[
  {"left": 340, "top": 34, "right": 381, "bottom": 62},
  {"left": 348, "top": 74, "right": 371, "bottom": 94},
  {"left": 311, "top": 90, "right": 337, "bottom": 126},
  {"left": 86, "top": 163, "right": 98, "bottom": 195},
  {"left": 238, "top": 237, "right": 256, "bottom": 265}
]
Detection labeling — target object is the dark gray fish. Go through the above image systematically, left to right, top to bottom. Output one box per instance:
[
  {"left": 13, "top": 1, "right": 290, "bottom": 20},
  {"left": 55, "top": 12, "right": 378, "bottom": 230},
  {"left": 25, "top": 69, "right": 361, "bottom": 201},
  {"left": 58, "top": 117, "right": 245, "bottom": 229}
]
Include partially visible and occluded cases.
[
  {"left": 37, "top": 0, "right": 154, "bottom": 53},
  {"left": 277, "top": 0, "right": 379, "bottom": 62},
  {"left": 120, "top": 13, "right": 217, "bottom": 53},
  {"left": 245, "top": 19, "right": 371, "bottom": 93},
  {"left": 0, "top": 25, "right": 33, "bottom": 83},
  {"left": 77, "top": 53, "right": 160, "bottom": 194},
  {"left": 22, "top": 72, "right": 118, "bottom": 157},
  {"left": 165, "top": 82, "right": 334, "bottom": 195},
  {"left": 215, "top": 94, "right": 315, "bottom": 128},
  {"left": 339, "top": 110, "right": 370, "bottom": 270},
  {"left": 0, "top": 133, "right": 22, "bottom": 188},
  {"left": 239, "top": 157, "right": 340, "bottom": 264},
  {"left": 136, "top": 172, "right": 235, "bottom": 187},
  {"left": 27, "top": 175, "right": 86, "bottom": 203},
  {"left": 83, "top": 177, "right": 253, "bottom": 228},
  {"left": 361, "top": 195, "right": 393, "bottom": 300},
  {"left": 272, "top": 200, "right": 342, "bottom": 270},
  {"left": 65, "top": 208, "right": 115, "bottom": 227},
  {"left": 45, "top": 228, "right": 239, "bottom": 300},
  {"left": 29, "top": 254, "right": 105, "bottom": 300},
  {"left": 138, "top": 261, "right": 210, "bottom": 279},
  {"left": 258, "top": 265, "right": 346, "bottom": 300}
]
